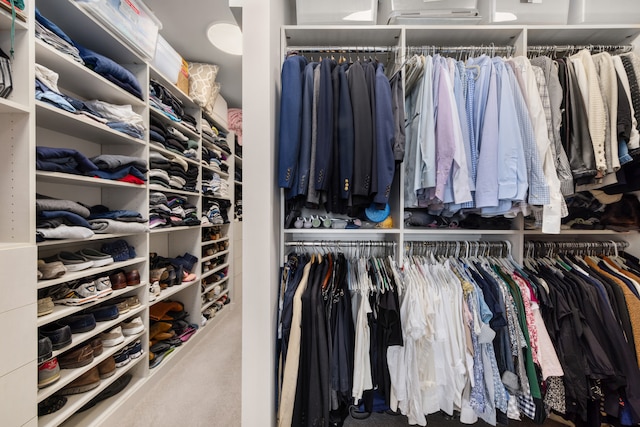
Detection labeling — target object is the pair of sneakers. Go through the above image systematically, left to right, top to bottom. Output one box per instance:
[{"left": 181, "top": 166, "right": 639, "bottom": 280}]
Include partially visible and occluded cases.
[{"left": 48, "top": 276, "right": 112, "bottom": 306}]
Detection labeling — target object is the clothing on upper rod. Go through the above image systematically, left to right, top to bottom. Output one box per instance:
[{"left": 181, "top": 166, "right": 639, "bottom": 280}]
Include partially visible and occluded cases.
[
  {"left": 402, "top": 45, "right": 640, "bottom": 233},
  {"left": 277, "top": 49, "right": 405, "bottom": 218}
]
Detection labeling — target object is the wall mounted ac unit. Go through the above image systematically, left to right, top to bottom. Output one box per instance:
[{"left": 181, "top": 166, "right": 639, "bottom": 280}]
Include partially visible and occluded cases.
[{"left": 379, "top": 0, "right": 482, "bottom": 25}]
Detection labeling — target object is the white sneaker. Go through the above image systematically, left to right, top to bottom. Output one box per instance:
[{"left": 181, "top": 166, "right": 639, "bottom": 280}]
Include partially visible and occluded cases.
[
  {"left": 94, "top": 276, "right": 113, "bottom": 298},
  {"left": 149, "top": 282, "right": 161, "bottom": 302},
  {"left": 122, "top": 317, "right": 145, "bottom": 336},
  {"left": 100, "top": 326, "right": 125, "bottom": 347}
]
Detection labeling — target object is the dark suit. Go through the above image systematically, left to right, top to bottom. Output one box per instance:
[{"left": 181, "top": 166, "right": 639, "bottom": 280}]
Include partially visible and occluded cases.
[
  {"left": 278, "top": 55, "right": 307, "bottom": 189},
  {"left": 314, "top": 58, "right": 336, "bottom": 193},
  {"left": 348, "top": 61, "right": 373, "bottom": 200},
  {"left": 338, "top": 63, "right": 355, "bottom": 202},
  {"left": 373, "top": 63, "right": 396, "bottom": 206}
]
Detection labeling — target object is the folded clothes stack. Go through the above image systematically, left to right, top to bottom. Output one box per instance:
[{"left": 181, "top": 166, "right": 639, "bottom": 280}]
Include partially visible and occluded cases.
[
  {"left": 35, "top": 8, "right": 143, "bottom": 100},
  {"left": 149, "top": 79, "right": 198, "bottom": 132},
  {"left": 149, "top": 115, "right": 200, "bottom": 159},
  {"left": 90, "top": 154, "right": 147, "bottom": 184},
  {"left": 148, "top": 193, "right": 199, "bottom": 229},
  {"left": 36, "top": 194, "right": 94, "bottom": 241},
  {"left": 87, "top": 204, "right": 148, "bottom": 234}
]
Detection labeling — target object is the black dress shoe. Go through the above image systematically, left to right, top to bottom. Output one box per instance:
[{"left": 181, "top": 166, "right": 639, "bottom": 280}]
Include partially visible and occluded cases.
[
  {"left": 39, "top": 324, "right": 72, "bottom": 350},
  {"left": 38, "top": 335, "right": 53, "bottom": 363}
]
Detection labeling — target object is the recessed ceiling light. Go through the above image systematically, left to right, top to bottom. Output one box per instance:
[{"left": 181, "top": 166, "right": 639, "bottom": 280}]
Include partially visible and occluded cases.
[{"left": 207, "top": 22, "right": 242, "bottom": 56}]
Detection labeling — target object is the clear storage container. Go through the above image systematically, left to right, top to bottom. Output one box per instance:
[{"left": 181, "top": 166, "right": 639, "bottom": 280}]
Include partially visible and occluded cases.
[
  {"left": 296, "top": 0, "right": 377, "bottom": 25},
  {"left": 478, "top": 0, "right": 570, "bottom": 24},
  {"left": 568, "top": 0, "right": 640, "bottom": 24}
]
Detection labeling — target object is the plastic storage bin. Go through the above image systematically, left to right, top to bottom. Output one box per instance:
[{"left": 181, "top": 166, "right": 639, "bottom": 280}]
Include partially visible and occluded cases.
[
  {"left": 76, "top": 0, "right": 161, "bottom": 60},
  {"left": 296, "top": 0, "right": 377, "bottom": 25},
  {"left": 379, "top": 0, "right": 482, "bottom": 25},
  {"left": 478, "top": 0, "right": 569, "bottom": 24},
  {"left": 568, "top": 0, "right": 640, "bottom": 24},
  {"left": 152, "top": 36, "right": 184, "bottom": 84}
]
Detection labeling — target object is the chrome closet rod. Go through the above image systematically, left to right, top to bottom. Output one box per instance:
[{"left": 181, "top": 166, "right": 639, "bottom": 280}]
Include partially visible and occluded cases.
[
  {"left": 526, "top": 44, "right": 633, "bottom": 52},
  {"left": 286, "top": 46, "right": 399, "bottom": 53},
  {"left": 284, "top": 240, "right": 397, "bottom": 248},
  {"left": 524, "top": 240, "right": 629, "bottom": 257}
]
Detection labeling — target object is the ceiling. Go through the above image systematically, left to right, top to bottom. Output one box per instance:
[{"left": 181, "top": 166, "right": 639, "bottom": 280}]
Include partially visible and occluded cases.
[{"left": 144, "top": 0, "right": 244, "bottom": 109}]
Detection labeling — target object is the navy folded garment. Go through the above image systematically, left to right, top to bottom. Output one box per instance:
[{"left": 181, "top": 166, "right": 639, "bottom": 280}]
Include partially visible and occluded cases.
[
  {"left": 35, "top": 8, "right": 75, "bottom": 47},
  {"left": 75, "top": 43, "right": 143, "bottom": 100},
  {"left": 107, "top": 122, "right": 145, "bottom": 139},
  {"left": 36, "top": 146, "right": 99, "bottom": 174},
  {"left": 38, "top": 210, "right": 92, "bottom": 229}
]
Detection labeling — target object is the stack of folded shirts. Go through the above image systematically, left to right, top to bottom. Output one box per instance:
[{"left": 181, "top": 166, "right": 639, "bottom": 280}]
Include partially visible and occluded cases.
[
  {"left": 35, "top": 9, "right": 143, "bottom": 100},
  {"left": 149, "top": 80, "right": 196, "bottom": 130},
  {"left": 84, "top": 100, "right": 145, "bottom": 140},
  {"left": 184, "top": 140, "right": 199, "bottom": 160},
  {"left": 36, "top": 146, "right": 99, "bottom": 176},
  {"left": 202, "top": 146, "right": 228, "bottom": 173},
  {"left": 149, "top": 151, "right": 171, "bottom": 189},
  {"left": 89, "top": 154, "right": 147, "bottom": 185},
  {"left": 168, "top": 156, "right": 188, "bottom": 190},
  {"left": 184, "top": 164, "right": 199, "bottom": 193},
  {"left": 201, "top": 170, "right": 215, "bottom": 195},
  {"left": 217, "top": 179, "right": 229, "bottom": 199},
  {"left": 149, "top": 192, "right": 170, "bottom": 229},
  {"left": 36, "top": 194, "right": 94, "bottom": 241},
  {"left": 166, "top": 196, "right": 200, "bottom": 227},
  {"left": 203, "top": 200, "right": 224, "bottom": 225},
  {"left": 87, "top": 204, "right": 148, "bottom": 234}
]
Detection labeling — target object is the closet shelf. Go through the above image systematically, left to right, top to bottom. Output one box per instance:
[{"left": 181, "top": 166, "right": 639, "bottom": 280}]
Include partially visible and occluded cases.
[
  {"left": 35, "top": 1, "right": 145, "bottom": 65},
  {"left": 0, "top": 6, "right": 27, "bottom": 31},
  {"left": 526, "top": 24, "right": 640, "bottom": 45},
  {"left": 403, "top": 25, "right": 523, "bottom": 47},
  {"left": 283, "top": 26, "right": 403, "bottom": 52},
  {"left": 35, "top": 39, "right": 146, "bottom": 108},
  {"left": 149, "top": 65, "right": 198, "bottom": 110},
  {"left": 0, "top": 96, "right": 30, "bottom": 114},
  {"left": 36, "top": 101, "right": 146, "bottom": 147},
  {"left": 149, "top": 107, "right": 200, "bottom": 141},
  {"left": 202, "top": 110, "right": 228, "bottom": 133},
  {"left": 149, "top": 144, "right": 200, "bottom": 166},
  {"left": 234, "top": 155, "right": 242, "bottom": 166},
  {"left": 201, "top": 163, "right": 229, "bottom": 178},
  {"left": 36, "top": 171, "right": 148, "bottom": 189},
  {"left": 234, "top": 180, "right": 242, "bottom": 186},
  {"left": 148, "top": 184, "right": 200, "bottom": 197},
  {"left": 203, "top": 194, "right": 231, "bottom": 201},
  {"left": 201, "top": 223, "right": 230, "bottom": 229},
  {"left": 150, "top": 225, "right": 200, "bottom": 234},
  {"left": 284, "top": 228, "right": 400, "bottom": 235},
  {"left": 404, "top": 229, "right": 520, "bottom": 236},
  {"left": 523, "top": 229, "right": 636, "bottom": 236},
  {"left": 37, "top": 233, "right": 145, "bottom": 249},
  {"left": 201, "top": 236, "right": 230, "bottom": 247},
  {"left": 202, "top": 249, "right": 229, "bottom": 263},
  {"left": 37, "top": 257, "right": 147, "bottom": 290},
  {"left": 201, "top": 263, "right": 229, "bottom": 280},
  {"left": 202, "top": 276, "right": 229, "bottom": 295},
  {"left": 151, "top": 279, "right": 199, "bottom": 305},
  {"left": 37, "top": 283, "right": 146, "bottom": 327},
  {"left": 201, "top": 289, "right": 229, "bottom": 312},
  {"left": 201, "top": 303, "right": 229, "bottom": 328},
  {"left": 38, "top": 329, "right": 144, "bottom": 402},
  {"left": 148, "top": 330, "right": 199, "bottom": 378},
  {"left": 38, "top": 351, "right": 146, "bottom": 427}
]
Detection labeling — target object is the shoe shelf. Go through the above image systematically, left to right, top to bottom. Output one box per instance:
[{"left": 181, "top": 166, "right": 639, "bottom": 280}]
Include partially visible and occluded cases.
[
  {"left": 35, "top": 40, "right": 146, "bottom": 108},
  {"left": 0, "top": 97, "right": 30, "bottom": 114},
  {"left": 36, "top": 101, "right": 146, "bottom": 147},
  {"left": 149, "top": 108, "right": 201, "bottom": 142},
  {"left": 149, "top": 144, "right": 201, "bottom": 167},
  {"left": 36, "top": 171, "right": 148, "bottom": 189},
  {"left": 148, "top": 184, "right": 200, "bottom": 197},
  {"left": 150, "top": 225, "right": 200, "bottom": 234},
  {"left": 37, "top": 234, "right": 144, "bottom": 249},
  {"left": 201, "top": 236, "right": 229, "bottom": 247},
  {"left": 202, "top": 249, "right": 229, "bottom": 263},
  {"left": 37, "top": 257, "right": 147, "bottom": 290},
  {"left": 201, "top": 262, "right": 229, "bottom": 281},
  {"left": 202, "top": 275, "right": 230, "bottom": 295},
  {"left": 151, "top": 279, "right": 200, "bottom": 306},
  {"left": 38, "top": 283, "right": 145, "bottom": 327},
  {"left": 201, "top": 289, "right": 229, "bottom": 312},
  {"left": 201, "top": 302, "right": 229, "bottom": 328},
  {"left": 49, "top": 305, "right": 146, "bottom": 360},
  {"left": 38, "top": 329, "right": 145, "bottom": 403},
  {"left": 148, "top": 331, "right": 198, "bottom": 378},
  {"left": 38, "top": 348, "right": 146, "bottom": 427}
]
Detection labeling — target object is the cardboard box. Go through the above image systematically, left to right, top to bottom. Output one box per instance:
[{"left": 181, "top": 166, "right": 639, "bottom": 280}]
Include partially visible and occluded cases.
[{"left": 177, "top": 59, "right": 189, "bottom": 96}]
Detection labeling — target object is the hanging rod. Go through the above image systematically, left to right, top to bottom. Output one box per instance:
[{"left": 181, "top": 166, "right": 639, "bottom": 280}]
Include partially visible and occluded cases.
[
  {"left": 406, "top": 44, "right": 515, "bottom": 56},
  {"left": 527, "top": 44, "right": 633, "bottom": 53},
  {"left": 286, "top": 46, "right": 398, "bottom": 54},
  {"left": 285, "top": 240, "right": 397, "bottom": 248},
  {"left": 404, "top": 240, "right": 512, "bottom": 258},
  {"left": 524, "top": 240, "right": 629, "bottom": 257}
]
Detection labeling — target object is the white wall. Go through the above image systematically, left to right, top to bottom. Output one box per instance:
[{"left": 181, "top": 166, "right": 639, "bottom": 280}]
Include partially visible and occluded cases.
[{"left": 234, "top": 0, "right": 292, "bottom": 425}]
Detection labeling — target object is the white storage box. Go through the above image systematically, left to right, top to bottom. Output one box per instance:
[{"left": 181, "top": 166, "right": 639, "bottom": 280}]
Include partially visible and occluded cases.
[
  {"left": 76, "top": 0, "right": 161, "bottom": 60},
  {"left": 296, "top": 0, "right": 377, "bottom": 25},
  {"left": 380, "top": 0, "right": 482, "bottom": 25},
  {"left": 478, "top": 0, "right": 569, "bottom": 25},
  {"left": 568, "top": 0, "right": 640, "bottom": 24},
  {"left": 152, "top": 35, "right": 183, "bottom": 85}
]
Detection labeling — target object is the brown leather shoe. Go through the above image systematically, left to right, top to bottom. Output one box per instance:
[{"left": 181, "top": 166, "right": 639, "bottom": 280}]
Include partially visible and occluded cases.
[
  {"left": 126, "top": 269, "right": 141, "bottom": 286},
  {"left": 109, "top": 272, "right": 127, "bottom": 290},
  {"left": 89, "top": 338, "right": 103, "bottom": 357},
  {"left": 58, "top": 344, "right": 94, "bottom": 369},
  {"left": 97, "top": 356, "right": 116, "bottom": 379},
  {"left": 58, "top": 367, "right": 101, "bottom": 395}
]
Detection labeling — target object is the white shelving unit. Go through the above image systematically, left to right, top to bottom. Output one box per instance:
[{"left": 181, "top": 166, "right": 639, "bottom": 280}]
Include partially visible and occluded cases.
[{"left": 0, "top": 0, "right": 239, "bottom": 425}]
